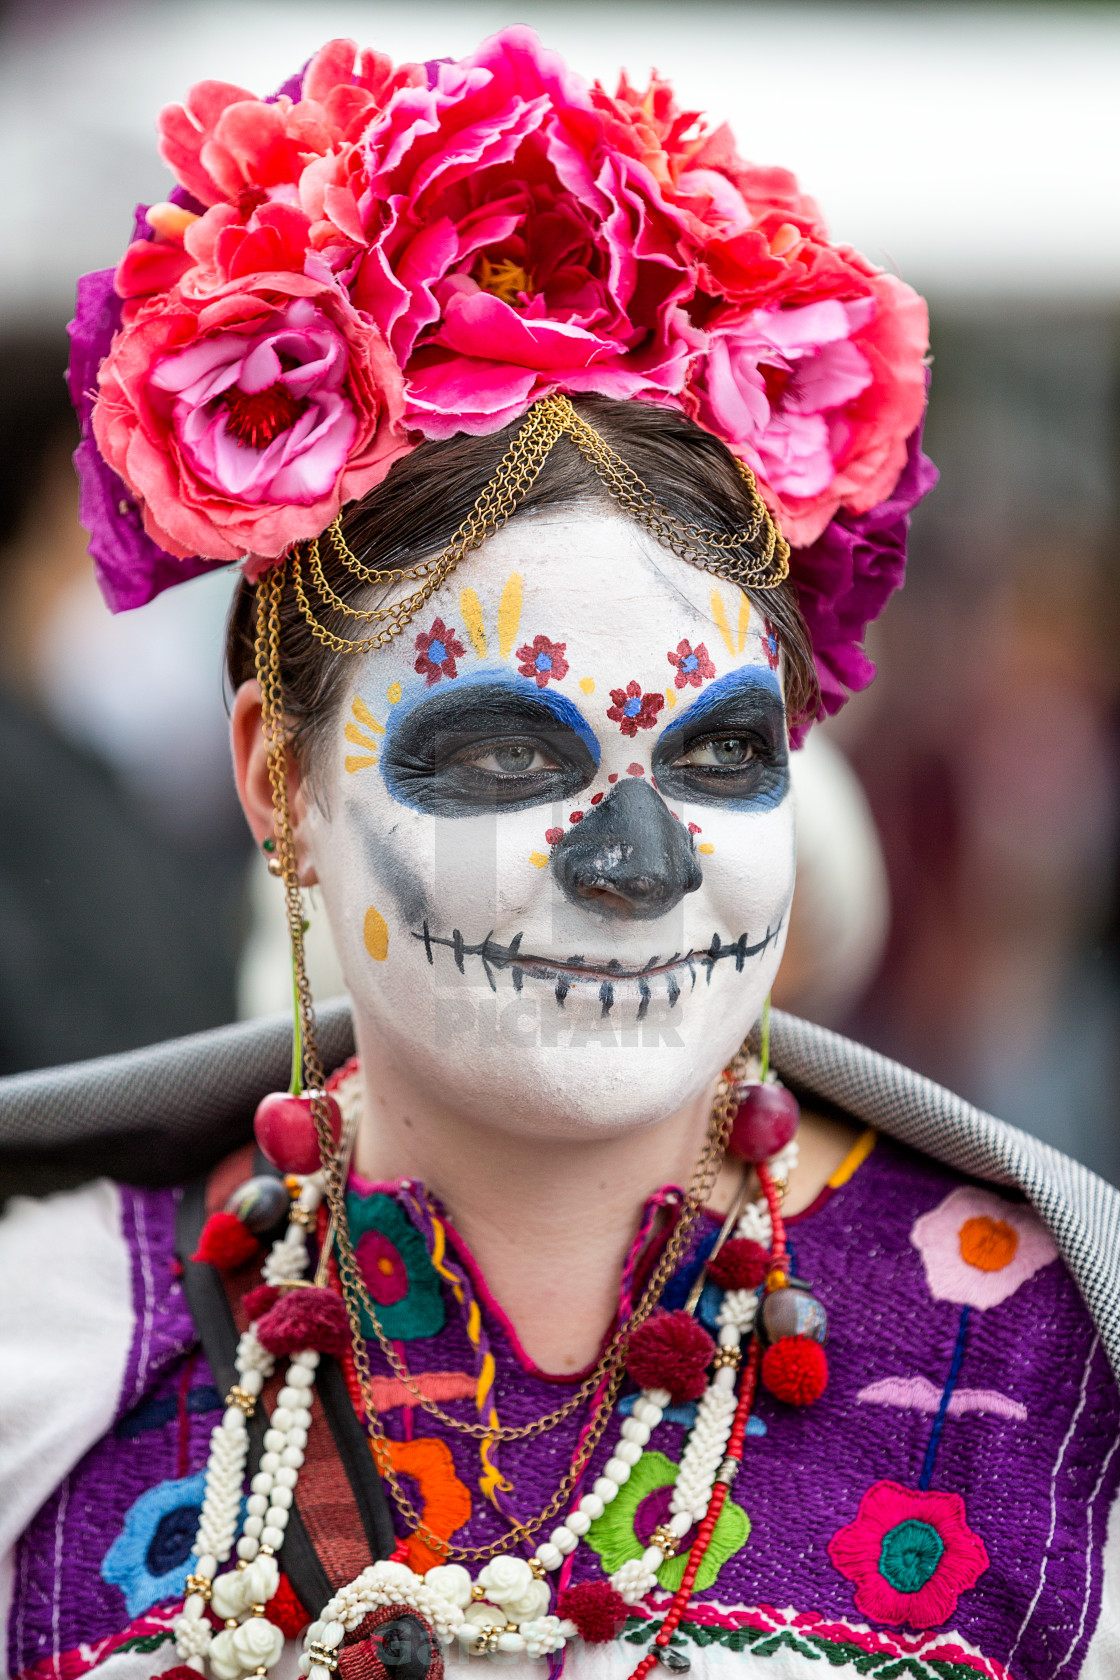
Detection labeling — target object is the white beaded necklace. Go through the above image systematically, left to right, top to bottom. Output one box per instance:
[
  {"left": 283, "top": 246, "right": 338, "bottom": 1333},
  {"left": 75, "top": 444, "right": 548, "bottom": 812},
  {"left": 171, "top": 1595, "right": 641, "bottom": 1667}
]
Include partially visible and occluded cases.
[{"left": 173, "top": 1086, "right": 795, "bottom": 1673}]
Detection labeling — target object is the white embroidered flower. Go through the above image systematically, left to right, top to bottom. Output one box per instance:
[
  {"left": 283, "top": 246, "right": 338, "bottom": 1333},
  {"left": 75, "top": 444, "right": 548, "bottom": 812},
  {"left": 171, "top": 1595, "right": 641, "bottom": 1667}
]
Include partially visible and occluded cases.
[
  {"left": 477, "top": 1554, "right": 533, "bottom": 1605},
  {"left": 423, "top": 1564, "right": 473, "bottom": 1609},
  {"left": 503, "top": 1578, "right": 551, "bottom": 1624},
  {"left": 232, "top": 1616, "right": 285, "bottom": 1672},
  {"left": 520, "top": 1616, "right": 569, "bottom": 1657}
]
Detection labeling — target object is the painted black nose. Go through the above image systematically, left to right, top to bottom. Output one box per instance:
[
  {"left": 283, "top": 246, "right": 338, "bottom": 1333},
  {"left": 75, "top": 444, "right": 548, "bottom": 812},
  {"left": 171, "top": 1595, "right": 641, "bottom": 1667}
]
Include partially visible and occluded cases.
[{"left": 551, "top": 778, "right": 703, "bottom": 920}]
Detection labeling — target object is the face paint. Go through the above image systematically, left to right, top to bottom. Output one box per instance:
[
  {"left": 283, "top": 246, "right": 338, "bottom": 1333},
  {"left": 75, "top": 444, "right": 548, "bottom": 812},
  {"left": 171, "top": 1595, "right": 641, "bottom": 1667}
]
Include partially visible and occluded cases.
[{"left": 304, "top": 511, "right": 796, "bottom": 1142}]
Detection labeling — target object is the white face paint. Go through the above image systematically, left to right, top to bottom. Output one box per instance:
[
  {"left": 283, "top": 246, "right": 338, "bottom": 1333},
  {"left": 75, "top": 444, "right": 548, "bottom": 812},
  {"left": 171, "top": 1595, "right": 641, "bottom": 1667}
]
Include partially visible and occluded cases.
[{"left": 304, "top": 510, "right": 796, "bottom": 1141}]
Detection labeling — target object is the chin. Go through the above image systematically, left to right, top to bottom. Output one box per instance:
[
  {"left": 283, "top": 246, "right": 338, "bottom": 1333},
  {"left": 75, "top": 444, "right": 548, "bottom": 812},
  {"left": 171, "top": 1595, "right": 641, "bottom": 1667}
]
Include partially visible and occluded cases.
[{"left": 346, "top": 937, "right": 783, "bottom": 1143}]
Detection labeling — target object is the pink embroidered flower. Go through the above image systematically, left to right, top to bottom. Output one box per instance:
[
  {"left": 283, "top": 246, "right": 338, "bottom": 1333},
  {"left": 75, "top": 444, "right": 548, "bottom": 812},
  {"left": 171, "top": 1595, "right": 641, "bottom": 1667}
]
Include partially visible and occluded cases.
[
  {"left": 350, "top": 28, "right": 699, "bottom": 437},
  {"left": 91, "top": 275, "right": 408, "bottom": 563},
  {"left": 688, "top": 275, "right": 929, "bottom": 548},
  {"left": 414, "top": 617, "right": 466, "bottom": 685},
  {"left": 516, "top": 634, "right": 568, "bottom": 687},
  {"left": 666, "top": 639, "right": 714, "bottom": 689},
  {"left": 607, "top": 680, "right": 664, "bottom": 736},
  {"left": 910, "top": 1186, "right": 1059, "bottom": 1311},
  {"left": 355, "top": 1228, "right": 410, "bottom": 1306},
  {"left": 829, "top": 1480, "right": 988, "bottom": 1629}
]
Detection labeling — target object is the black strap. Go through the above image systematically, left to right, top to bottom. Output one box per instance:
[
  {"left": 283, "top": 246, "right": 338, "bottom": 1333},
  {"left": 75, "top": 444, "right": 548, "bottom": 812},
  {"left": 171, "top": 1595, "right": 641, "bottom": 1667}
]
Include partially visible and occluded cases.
[{"left": 176, "top": 1173, "right": 396, "bottom": 1613}]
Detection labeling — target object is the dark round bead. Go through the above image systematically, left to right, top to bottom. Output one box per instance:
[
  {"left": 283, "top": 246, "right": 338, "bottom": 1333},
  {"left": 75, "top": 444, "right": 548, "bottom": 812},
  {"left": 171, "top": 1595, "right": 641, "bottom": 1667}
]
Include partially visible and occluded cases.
[
  {"left": 727, "top": 1081, "right": 800, "bottom": 1164},
  {"left": 224, "top": 1174, "right": 290, "bottom": 1235},
  {"left": 760, "top": 1286, "right": 828, "bottom": 1346}
]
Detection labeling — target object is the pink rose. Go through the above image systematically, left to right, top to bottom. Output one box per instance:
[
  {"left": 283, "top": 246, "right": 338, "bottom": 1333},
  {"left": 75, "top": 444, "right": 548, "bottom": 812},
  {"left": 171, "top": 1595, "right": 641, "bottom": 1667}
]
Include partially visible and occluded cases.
[
  {"left": 350, "top": 28, "right": 700, "bottom": 437},
  {"left": 688, "top": 272, "right": 929, "bottom": 546},
  {"left": 92, "top": 273, "right": 409, "bottom": 563}
]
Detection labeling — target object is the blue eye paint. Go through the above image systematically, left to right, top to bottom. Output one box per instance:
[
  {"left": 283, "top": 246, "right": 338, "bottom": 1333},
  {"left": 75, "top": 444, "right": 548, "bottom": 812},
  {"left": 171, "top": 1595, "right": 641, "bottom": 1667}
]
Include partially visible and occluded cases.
[
  {"left": 653, "top": 664, "right": 788, "bottom": 813},
  {"left": 376, "top": 667, "right": 600, "bottom": 815}
]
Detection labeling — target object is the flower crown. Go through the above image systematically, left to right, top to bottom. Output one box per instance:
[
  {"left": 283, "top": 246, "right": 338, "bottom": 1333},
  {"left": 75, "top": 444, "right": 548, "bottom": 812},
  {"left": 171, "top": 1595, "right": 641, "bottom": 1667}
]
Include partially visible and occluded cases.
[{"left": 68, "top": 27, "right": 936, "bottom": 722}]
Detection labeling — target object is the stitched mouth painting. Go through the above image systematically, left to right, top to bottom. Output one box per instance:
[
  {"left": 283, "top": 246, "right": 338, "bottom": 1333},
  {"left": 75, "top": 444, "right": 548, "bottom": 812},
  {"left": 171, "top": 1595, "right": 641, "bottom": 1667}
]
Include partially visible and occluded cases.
[{"left": 304, "top": 507, "right": 795, "bottom": 1137}]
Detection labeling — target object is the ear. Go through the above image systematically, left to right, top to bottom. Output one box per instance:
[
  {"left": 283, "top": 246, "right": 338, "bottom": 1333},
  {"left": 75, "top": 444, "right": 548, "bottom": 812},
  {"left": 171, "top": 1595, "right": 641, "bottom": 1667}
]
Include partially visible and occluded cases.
[{"left": 231, "top": 679, "right": 319, "bottom": 887}]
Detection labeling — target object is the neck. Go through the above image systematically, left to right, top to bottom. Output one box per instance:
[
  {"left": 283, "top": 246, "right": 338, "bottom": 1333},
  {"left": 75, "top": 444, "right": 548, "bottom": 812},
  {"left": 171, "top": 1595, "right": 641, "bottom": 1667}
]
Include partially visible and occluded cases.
[{"left": 350, "top": 1030, "right": 733, "bottom": 1373}]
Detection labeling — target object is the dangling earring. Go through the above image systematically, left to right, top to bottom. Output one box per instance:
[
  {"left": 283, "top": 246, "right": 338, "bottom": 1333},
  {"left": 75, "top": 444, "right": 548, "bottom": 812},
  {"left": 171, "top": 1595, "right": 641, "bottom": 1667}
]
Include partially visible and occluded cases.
[{"left": 262, "top": 836, "right": 283, "bottom": 878}]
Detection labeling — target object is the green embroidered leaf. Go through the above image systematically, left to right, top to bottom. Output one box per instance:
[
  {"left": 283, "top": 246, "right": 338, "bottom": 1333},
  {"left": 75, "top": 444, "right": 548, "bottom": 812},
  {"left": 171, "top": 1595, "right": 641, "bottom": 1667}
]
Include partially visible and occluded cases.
[{"left": 114, "top": 1631, "right": 174, "bottom": 1655}]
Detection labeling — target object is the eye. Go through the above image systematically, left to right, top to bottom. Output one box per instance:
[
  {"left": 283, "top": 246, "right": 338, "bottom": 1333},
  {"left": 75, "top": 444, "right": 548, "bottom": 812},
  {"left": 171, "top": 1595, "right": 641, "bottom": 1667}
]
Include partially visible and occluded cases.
[
  {"left": 674, "top": 736, "right": 757, "bottom": 769},
  {"left": 457, "top": 739, "right": 560, "bottom": 776}
]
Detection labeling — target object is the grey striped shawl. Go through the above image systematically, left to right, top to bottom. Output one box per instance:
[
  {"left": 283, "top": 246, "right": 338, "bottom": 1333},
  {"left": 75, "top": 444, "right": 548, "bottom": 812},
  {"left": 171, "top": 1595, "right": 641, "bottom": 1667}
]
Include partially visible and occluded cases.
[{"left": 2, "top": 1002, "right": 1118, "bottom": 1378}]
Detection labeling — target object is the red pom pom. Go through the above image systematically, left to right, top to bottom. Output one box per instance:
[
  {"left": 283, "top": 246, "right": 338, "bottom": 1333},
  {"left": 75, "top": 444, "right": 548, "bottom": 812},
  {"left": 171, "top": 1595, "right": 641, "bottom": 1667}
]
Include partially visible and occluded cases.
[
  {"left": 191, "top": 1211, "right": 259, "bottom": 1271},
  {"left": 706, "top": 1237, "right": 770, "bottom": 1292},
  {"left": 243, "top": 1283, "right": 281, "bottom": 1321},
  {"left": 256, "top": 1286, "right": 351, "bottom": 1358},
  {"left": 625, "top": 1309, "right": 716, "bottom": 1403},
  {"left": 761, "top": 1335, "right": 828, "bottom": 1405},
  {"left": 263, "top": 1573, "right": 310, "bottom": 1638},
  {"left": 558, "top": 1581, "right": 628, "bottom": 1643},
  {"left": 158, "top": 1668, "right": 205, "bottom": 1680}
]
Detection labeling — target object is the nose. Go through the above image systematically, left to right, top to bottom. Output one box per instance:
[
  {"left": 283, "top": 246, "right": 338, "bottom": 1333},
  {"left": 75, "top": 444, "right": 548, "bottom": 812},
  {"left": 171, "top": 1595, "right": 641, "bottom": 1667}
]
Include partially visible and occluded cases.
[{"left": 550, "top": 778, "right": 703, "bottom": 920}]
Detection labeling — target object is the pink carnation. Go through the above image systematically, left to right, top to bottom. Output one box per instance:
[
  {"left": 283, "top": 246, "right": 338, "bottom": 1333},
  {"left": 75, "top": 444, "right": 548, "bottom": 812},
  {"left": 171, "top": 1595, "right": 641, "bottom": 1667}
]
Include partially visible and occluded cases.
[
  {"left": 350, "top": 27, "right": 701, "bottom": 437},
  {"left": 92, "top": 272, "right": 409, "bottom": 563},
  {"left": 689, "top": 273, "right": 929, "bottom": 546}
]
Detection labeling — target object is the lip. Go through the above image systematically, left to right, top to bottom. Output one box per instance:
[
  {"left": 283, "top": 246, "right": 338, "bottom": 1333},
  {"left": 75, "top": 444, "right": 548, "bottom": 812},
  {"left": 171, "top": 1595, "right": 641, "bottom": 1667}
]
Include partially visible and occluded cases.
[{"left": 412, "top": 921, "right": 783, "bottom": 1011}]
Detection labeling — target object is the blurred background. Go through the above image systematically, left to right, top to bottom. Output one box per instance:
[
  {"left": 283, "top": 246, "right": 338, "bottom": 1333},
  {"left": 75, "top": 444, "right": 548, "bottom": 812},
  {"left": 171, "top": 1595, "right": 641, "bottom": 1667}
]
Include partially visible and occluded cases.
[{"left": 1, "top": 1, "right": 1117, "bottom": 1181}]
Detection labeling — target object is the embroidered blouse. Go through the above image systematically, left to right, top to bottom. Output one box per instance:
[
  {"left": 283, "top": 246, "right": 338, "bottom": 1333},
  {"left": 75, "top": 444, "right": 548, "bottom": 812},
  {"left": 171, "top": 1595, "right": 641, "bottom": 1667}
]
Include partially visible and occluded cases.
[{"left": 4, "top": 1118, "right": 1119, "bottom": 1680}]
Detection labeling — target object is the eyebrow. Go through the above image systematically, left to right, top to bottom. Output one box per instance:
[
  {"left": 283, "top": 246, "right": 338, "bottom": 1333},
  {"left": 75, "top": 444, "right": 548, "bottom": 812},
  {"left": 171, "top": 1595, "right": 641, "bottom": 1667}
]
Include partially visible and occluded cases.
[
  {"left": 656, "top": 664, "right": 784, "bottom": 739},
  {"left": 383, "top": 670, "right": 601, "bottom": 761}
]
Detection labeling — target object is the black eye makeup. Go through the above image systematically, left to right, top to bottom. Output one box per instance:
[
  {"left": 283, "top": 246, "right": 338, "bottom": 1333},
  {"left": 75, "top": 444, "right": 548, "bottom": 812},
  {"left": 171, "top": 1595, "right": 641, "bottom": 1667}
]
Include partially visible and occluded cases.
[
  {"left": 653, "top": 671, "right": 789, "bottom": 810},
  {"left": 380, "top": 680, "right": 599, "bottom": 815}
]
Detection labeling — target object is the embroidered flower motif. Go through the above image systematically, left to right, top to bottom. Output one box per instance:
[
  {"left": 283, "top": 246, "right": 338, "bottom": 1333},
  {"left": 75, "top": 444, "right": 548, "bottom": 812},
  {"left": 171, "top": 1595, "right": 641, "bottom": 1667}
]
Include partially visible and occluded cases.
[
  {"left": 413, "top": 617, "right": 466, "bottom": 686},
  {"left": 761, "top": 621, "right": 779, "bottom": 669},
  {"left": 516, "top": 634, "right": 569, "bottom": 688},
  {"left": 666, "top": 639, "right": 715, "bottom": 690},
  {"left": 607, "top": 681, "right": 665, "bottom": 737},
  {"left": 910, "top": 1186, "right": 1059, "bottom": 1311},
  {"left": 346, "top": 1191, "right": 446, "bottom": 1339},
  {"left": 381, "top": 1436, "right": 472, "bottom": 1574},
  {"left": 586, "top": 1450, "right": 748, "bottom": 1593},
  {"left": 100, "top": 1473, "right": 208, "bottom": 1616},
  {"left": 828, "top": 1479, "right": 989, "bottom": 1629}
]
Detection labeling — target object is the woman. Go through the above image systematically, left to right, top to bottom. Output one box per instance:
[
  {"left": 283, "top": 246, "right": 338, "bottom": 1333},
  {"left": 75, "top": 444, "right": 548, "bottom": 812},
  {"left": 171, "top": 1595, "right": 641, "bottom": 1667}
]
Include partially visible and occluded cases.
[{"left": 2, "top": 28, "right": 1117, "bottom": 1680}]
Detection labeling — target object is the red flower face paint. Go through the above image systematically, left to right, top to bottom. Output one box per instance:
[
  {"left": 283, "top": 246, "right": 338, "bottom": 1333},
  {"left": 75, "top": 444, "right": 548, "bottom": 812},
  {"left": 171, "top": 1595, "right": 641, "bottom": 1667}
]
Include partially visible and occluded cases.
[
  {"left": 413, "top": 616, "right": 466, "bottom": 685},
  {"left": 516, "top": 634, "right": 569, "bottom": 688},
  {"left": 667, "top": 639, "right": 715, "bottom": 689},
  {"left": 607, "top": 680, "right": 665, "bottom": 738}
]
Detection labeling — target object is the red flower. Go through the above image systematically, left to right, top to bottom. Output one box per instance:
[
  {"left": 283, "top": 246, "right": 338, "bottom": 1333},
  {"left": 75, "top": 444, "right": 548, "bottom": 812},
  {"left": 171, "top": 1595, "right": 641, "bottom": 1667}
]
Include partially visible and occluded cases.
[
  {"left": 414, "top": 617, "right": 466, "bottom": 685},
  {"left": 761, "top": 620, "right": 779, "bottom": 669},
  {"left": 516, "top": 634, "right": 569, "bottom": 688},
  {"left": 666, "top": 638, "right": 714, "bottom": 689},
  {"left": 607, "top": 680, "right": 664, "bottom": 737},
  {"left": 828, "top": 1479, "right": 989, "bottom": 1629}
]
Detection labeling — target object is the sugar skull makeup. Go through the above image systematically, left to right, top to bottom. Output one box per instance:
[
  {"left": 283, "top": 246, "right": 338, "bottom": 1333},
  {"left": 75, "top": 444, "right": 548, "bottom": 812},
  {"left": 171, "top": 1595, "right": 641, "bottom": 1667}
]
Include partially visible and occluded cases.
[{"left": 304, "top": 510, "right": 795, "bottom": 1141}]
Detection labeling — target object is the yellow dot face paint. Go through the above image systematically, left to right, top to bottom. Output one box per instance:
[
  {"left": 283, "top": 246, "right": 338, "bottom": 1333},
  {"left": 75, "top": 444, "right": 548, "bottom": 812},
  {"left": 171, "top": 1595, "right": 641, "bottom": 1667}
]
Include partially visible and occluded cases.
[
  {"left": 497, "top": 572, "right": 523, "bottom": 657},
  {"left": 459, "top": 586, "right": 488, "bottom": 658},
  {"left": 579, "top": 677, "right": 595, "bottom": 694},
  {"left": 387, "top": 681, "right": 402, "bottom": 704},
  {"left": 665, "top": 688, "right": 677, "bottom": 709},
  {"left": 344, "top": 697, "right": 385, "bottom": 773},
  {"left": 698, "top": 842, "right": 715, "bottom": 855},
  {"left": 528, "top": 851, "right": 548, "bottom": 869},
  {"left": 363, "top": 904, "right": 389, "bottom": 961}
]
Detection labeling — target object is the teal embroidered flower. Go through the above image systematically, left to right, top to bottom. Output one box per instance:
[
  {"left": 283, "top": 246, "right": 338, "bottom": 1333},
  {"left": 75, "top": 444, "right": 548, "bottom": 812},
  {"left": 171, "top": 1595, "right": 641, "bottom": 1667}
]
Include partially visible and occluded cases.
[
  {"left": 346, "top": 1191, "right": 446, "bottom": 1341},
  {"left": 586, "top": 1450, "right": 749, "bottom": 1593},
  {"left": 101, "top": 1472, "right": 207, "bottom": 1615}
]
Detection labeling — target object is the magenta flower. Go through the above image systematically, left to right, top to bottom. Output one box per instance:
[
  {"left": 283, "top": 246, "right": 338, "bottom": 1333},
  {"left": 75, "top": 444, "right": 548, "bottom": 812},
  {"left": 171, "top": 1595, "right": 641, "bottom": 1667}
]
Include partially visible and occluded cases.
[
  {"left": 350, "top": 28, "right": 700, "bottom": 437},
  {"left": 91, "top": 275, "right": 408, "bottom": 565},
  {"left": 414, "top": 617, "right": 466, "bottom": 685},
  {"left": 516, "top": 634, "right": 569, "bottom": 687},
  {"left": 666, "top": 639, "right": 714, "bottom": 689},
  {"left": 607, "top": 681, "right": 664, "bottom": 737},
  {"left": 910, "top": 1186, "right": 1058, "bottom": 1311},
  {"left": 355, "top": 1228, "right": 410, "bottom": 1307},
  {"left": 829, "top": 1480, "right": 989, "bottom": 1629}
]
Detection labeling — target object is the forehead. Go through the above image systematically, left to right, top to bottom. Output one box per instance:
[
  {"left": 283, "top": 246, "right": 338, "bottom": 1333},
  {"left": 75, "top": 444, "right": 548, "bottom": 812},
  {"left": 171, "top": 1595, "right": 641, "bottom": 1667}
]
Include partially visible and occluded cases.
[{"left": 381, "top": 508, "right": 766, "bottom": 673}]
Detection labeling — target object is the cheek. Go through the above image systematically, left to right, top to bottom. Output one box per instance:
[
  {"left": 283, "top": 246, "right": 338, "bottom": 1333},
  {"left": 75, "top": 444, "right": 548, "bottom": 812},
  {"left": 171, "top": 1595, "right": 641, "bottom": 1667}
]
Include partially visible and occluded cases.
[{"left": 682, "top": 797, "right": 796, "bottom": 931}]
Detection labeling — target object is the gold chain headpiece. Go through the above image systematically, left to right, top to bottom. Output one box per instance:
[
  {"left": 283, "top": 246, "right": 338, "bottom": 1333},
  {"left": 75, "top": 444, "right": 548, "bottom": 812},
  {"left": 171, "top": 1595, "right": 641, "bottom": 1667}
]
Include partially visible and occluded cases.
[{"left": 290, "top": 392, "right": 790, "bottom": 657}]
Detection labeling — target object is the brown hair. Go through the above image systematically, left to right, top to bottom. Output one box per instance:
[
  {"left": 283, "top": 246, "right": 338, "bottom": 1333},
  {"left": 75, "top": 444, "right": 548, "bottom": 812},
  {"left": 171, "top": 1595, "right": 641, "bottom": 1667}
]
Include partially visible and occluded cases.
[{"left": 226, "top": 396, "right": 818, "bottom": 765}]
